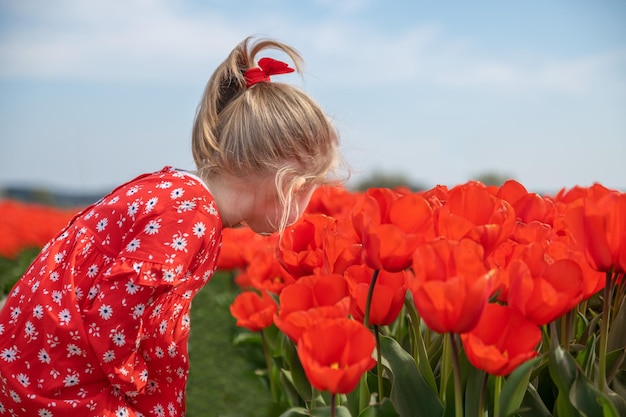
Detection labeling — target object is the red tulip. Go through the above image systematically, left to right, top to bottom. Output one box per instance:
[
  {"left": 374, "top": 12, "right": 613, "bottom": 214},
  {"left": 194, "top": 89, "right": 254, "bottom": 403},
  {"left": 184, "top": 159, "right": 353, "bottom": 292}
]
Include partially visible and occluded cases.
[
  {"left": 497, "top": 180, "right": 555, "bottom": 225},
  {"left": 435, "top": 181, "right": 516, "bottom": 256},
  {"left": 554, "top": 183, "right": 613, "bottom": 204},
  {"left": 306, "top": 184, "right": 362, "bottom": 219},
  {"left": 421, "top": 184, "right": 449, "bottom": 208},
  {"left": 352, "top": 188, "right": 435, "bottom": 272},
  {"left": 562, "top": 191, "right": 626, "bottom": 274},
  {"left": 0, "top": 200, "right": 79, "bottom": 259},
  {"left": 280, "top": 212, "right": 362, "bottom": 276},
  {"left": 279, "top": 213, "right": 334, "bottom": 277},
  {"left": 320, "top": 217, "right": 363, "bottom": 275},
  {"left": 499, "top": 221, "right": 603, "bottom": 302},
  {"left": 217, "top": 227, "right": 257, "bottom": 271},
  {"left": 222, "top": 230, "right": 278, "bottom": 289},
  {"left": 408, "top": 238, "right": 496, "bottom": 334},
  {"left": 544, "top": 240, "right": 605, "bottom": 301},
  {"left": 506, "top": 243, "right": 584, "bottom": 325},
  {"left": 246, "top": 248, "right": 297, "bottom": 295},
  {"left": 344, "top": 264, "right": 409, "bottom": 326},
  {"left": 233, "top": 269, "right": 254, "bottom": 290},
  {"left": 274, "top": 274, "right": 350, "bottom": 342},
  {"left": 230, "top": 290, "right": 277, "bottom": 332},
  {"left": 461, "top": 303, "right": 541, "bottom": 376},
  {"left": 297, "top": 318, "right": 376, "bottom": 394}
]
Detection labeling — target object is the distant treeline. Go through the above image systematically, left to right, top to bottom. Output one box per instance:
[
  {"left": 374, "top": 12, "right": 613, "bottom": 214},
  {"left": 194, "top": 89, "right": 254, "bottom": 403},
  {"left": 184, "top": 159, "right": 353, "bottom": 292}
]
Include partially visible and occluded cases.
[{"left": 0, "top": 186, "right": 104, "bottom": 208}]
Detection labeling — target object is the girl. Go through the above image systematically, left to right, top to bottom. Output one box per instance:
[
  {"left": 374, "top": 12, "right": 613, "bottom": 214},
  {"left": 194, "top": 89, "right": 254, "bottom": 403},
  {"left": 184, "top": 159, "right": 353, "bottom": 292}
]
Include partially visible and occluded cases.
[{"left": 0, "top": 36, "right": 339, "bottom": 416}]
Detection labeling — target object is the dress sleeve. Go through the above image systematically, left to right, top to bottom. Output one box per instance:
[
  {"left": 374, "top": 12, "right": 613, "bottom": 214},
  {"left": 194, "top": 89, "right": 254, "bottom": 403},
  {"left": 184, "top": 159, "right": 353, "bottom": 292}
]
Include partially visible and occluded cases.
[{"left": 81, "top": 258, "right": 174, "bottom": 395}]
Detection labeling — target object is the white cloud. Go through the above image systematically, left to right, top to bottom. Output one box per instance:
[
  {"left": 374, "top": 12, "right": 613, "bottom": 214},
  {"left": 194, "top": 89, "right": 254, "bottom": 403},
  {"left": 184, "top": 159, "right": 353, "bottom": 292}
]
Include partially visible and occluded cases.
[
  {"left": 0, "top": 0, "right": 245, "bottom": 81},
  {"left": 1, "top": 0, "right": 623, "bottom": 97},
  {"left": 301, "top": 22, "right": 626, "bottom": 96}
]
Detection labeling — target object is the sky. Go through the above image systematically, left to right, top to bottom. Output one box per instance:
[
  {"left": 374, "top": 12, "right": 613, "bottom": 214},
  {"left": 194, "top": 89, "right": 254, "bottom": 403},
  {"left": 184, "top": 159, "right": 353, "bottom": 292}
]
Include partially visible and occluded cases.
[{"left": 1, "top": 0, "right": 625, "bottom": 195}]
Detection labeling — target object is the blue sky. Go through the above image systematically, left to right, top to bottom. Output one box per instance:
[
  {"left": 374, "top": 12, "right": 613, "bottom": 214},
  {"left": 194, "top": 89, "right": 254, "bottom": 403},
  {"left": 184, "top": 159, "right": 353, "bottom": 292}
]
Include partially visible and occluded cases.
[{"left": 1, "top": 0, "right": 625, "bottom": 194}]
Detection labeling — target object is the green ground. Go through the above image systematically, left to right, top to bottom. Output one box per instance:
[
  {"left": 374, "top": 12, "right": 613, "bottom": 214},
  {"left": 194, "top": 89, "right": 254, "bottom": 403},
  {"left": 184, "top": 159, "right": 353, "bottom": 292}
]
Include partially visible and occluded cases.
[{"left": 187, "top": 271, "right": 276, "bottom": 417}]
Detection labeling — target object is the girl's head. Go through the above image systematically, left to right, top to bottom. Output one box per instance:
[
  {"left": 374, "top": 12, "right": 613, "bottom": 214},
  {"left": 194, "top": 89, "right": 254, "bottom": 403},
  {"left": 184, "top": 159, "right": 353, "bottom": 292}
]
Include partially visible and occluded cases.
[{"left": 192, "top": 37, "right": 340, "bottom": 234}]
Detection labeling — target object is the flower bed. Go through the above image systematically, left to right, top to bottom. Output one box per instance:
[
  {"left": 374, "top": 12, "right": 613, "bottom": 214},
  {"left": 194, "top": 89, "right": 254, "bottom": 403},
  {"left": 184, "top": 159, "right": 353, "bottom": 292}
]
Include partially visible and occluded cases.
[{"left": 227, "top": 181, "right": 626, "bottom": 417}]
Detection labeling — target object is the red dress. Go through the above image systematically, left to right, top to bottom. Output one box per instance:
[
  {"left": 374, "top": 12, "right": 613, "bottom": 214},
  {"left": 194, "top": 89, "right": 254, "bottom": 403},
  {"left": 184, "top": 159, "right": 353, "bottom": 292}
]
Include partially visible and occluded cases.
[{"left": 0, "top": 167, "right": 222, "bottom": 416}]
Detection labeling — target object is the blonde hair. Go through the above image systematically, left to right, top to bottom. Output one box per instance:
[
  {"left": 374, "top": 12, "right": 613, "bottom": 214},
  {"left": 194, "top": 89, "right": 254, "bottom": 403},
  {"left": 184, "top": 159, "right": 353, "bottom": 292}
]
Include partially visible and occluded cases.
[{"left": 192, "top": 37, "right": 340, "bottom": 232}]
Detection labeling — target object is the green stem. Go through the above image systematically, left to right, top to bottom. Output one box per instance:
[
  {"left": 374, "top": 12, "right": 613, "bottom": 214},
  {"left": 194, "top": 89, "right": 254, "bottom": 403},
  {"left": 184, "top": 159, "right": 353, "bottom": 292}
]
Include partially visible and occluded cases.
[
  {"left": 363, "top": 269, "right": 380, "bottom": 329},
  {"left": 363, "top": 269, "right": 381, "bottom": 403},
  {"left": 598, "top": 269, "right": 614, "bottom": 392},
  {"left": 612, "top": 273, "right": 625, "bottom": 325},
  {"left": 404, "top": 298, "right": 422, "bottom": 363},
  {"left": 575, "top": 299, "right": 588, "bottom": 343},
  {"left": 394, "top": 301, "right": 407, "bottom": 341},
  {"left": 561, "top": 311, "right": 572, "bottom": 352},
  {"left": 374, "top": 325, "right": 384, "bottom": 402},
  {"left": 261, "top": 330, "right": 279, "bottom": 403},
  {"left": 440, "top": 332, "right": 451, "bottom": 402},
  {"left": 449, "top": 333, "right": 464, "bottom": 417},
  {"left": 478, "top": 371, "right": 488, "bottom": 417},
  {"left": 358, "top": 374, "right": 369, "bottom": 413},
  {"left": 493, "top": 375, "right": 502, "bottom": 417},
  {"left": 311, "top": 388, "right": 319, "bottom": 409},
  {"left": 330, "top": 392, "right": 336, "bottom": 417}
]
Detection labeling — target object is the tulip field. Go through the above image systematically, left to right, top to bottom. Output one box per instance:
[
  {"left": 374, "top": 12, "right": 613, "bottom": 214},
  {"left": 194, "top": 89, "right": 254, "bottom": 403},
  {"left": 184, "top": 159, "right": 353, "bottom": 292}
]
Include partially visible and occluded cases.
[{"left": 1, "top": 179, "right": 625, "bottom": 416}]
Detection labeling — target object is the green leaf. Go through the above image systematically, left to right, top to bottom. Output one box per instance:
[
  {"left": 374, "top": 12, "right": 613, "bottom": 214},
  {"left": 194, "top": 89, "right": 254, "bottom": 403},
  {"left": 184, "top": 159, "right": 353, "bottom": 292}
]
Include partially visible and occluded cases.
[
  {"left": 608, "top": 294, "right": 626, "bottom": 351},
  {"left": 404, "top": 297, "right": 438, "bottom": 394},
  {"left": 575, "top": 309, "right": 590, "bottom": 342},
  {"left": 578, "top": 313, "right": 602, "bottom": 346},
  {"left": 264, "top": 323, "right": 282, "bottom": 353},
  {"left": 414, "top": 325, "right": 438, "bottom": 394},
  {"left": 232, "top": 331, "right": 262, "bottom": 346},
  {"left": 427, "top": 333, "right": 445, "bottom": 370},
  {"left": 576, "top": 333, "right": 598, "bottom": 377},
  {"left": 379, "top": 335, "right": 444, "bottom": 417},
  {"left": 549, "top": 339, "right": 621, "bottom": 417},
  {"left": 549, "top": 340, "right": 583, "bottom": 417},
  {"left": 289, "top": 341, "right": 314, "bottom": 401},
  {"left": 606, "top": 348, "right": 626, "bottom": 383},
  {"left": 497, "top": 356, "right": 541, "bottom": 417},
  {"left": 463, "top": 365, "right": 485, "bottom": 417},
  {"left": 280, "top": 369, "right": 307, "bottom": 407},
  {"left": 570, "top": 373, "right": 619, "bottom": 417},
  {"left": 346, "top": 374, "right": 371, "bottom": 417},
  {"left": 519, "top": 383, "right": 552, "bottom": 417},
  {"left": 604, "top": 389, "right": 626, "bottom": 416},
  {"left": 599, "top": 396, "right": 620, "bottom": 417},
  {"left": 358, "top": 398, "right": 399, "bottom": 417},
  {"left": 310, "top": 405, "right": 353, "bottom": 417},
  {"left": 279, "top": 407, "right": 310, "bottom": 417}
]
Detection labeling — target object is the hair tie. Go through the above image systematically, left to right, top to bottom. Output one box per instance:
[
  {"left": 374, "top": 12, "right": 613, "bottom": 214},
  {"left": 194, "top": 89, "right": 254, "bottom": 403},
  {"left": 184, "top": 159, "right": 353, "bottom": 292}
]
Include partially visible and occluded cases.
[{"left": 244, "top": 57, "right": 295, "bottom": 88}]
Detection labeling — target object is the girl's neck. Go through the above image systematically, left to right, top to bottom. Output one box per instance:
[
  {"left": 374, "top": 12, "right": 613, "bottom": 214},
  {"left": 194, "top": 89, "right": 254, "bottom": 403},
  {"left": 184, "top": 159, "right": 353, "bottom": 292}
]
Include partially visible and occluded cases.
[{"left": 202, "top": 175, "right": 250, "bottom": 228}]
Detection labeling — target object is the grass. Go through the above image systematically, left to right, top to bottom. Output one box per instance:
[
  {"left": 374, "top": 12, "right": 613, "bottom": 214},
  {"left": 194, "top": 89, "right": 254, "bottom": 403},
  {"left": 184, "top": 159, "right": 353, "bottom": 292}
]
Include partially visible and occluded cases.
[{"left": 187, "top": 271, "right": 276, "bottom": 417}]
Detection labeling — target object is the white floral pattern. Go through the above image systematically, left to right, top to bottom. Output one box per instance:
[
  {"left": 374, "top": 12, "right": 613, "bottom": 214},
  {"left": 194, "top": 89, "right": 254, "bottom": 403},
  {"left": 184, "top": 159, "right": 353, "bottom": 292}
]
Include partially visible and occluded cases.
[{"left": 0, "top": 167, "right": 222, "bottom": 416}]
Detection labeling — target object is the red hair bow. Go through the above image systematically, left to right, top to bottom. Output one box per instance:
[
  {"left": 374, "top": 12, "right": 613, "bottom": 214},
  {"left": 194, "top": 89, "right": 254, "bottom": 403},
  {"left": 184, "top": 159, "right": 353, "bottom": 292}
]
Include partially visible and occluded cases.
[{"left": 244, "top": 57, "right": 295, "bottom": 88}]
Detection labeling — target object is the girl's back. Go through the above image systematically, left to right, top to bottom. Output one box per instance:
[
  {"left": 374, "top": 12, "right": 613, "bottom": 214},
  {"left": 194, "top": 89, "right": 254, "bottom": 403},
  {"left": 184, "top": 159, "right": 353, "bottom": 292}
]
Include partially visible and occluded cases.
[{"left": 0, "top": 167, "right": 222, "bottom": 415}]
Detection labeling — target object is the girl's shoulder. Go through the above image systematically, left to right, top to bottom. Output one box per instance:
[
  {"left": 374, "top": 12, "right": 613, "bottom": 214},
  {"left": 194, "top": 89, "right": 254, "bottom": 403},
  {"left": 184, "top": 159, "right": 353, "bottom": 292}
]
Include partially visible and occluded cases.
[
  {"left": 77, "top": 166, "right": 222, "bottom": 249},
  {"left": 93, "top": 166, "right": 217, "bottom": 214},
  {"left": 106, "top": 166, "right": 209, "bottom": 200},
  {"left": 75, "top": 167, "right": 222, "bottom": 277}
]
